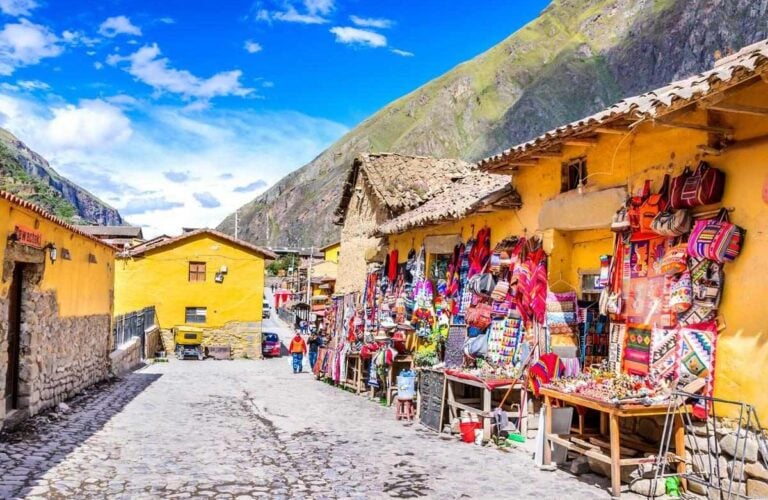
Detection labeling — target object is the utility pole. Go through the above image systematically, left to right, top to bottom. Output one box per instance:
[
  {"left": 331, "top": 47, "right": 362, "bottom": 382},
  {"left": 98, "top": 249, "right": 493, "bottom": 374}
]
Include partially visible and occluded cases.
[
  {"left": 234, "top": 210, "right": 239, "bottom": 239},
  {"left": 306, "top": 246, "right": 314, "bottom": 305}
]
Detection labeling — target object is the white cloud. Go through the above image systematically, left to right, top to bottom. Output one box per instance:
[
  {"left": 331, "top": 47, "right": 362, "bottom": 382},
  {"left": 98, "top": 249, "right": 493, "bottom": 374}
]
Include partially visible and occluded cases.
[
  {"left": 0, "top": 0, "right": 38, "bottom": 17},
  {"left": 304, "top": 0, "right": 333, "bottom": 15},
  {"left": 273, "top": 6, "right": 328, "bottom": 24},
  {"left": 349, "top": 15, "right": 392, "bottom": 29},
  {"left": 98, "top": 16, "right": 142, "bottom": 38},
  {"left": 158, "top": 17, "right": 175, "bottom": 25},
  {"left": 0, "top": 19, "right": 63, "bottom": 75},
  {"left": 329, "top": 27, "right": 386, "bottom": 48},
  {"left": 244, "top": 40, "right": 262, "bottom": 54},
  {"left": 107, "top": 43, "right": 254, "bottom": 101},
  {"left": 391, "top": 48, "right": 414, "bottom": 57},
  {"left": 93, "top": 61, "right": 103, "bottom": 70},
  {"left": 16, "top": 79, "right": 48, "bottom": 90},
  {"left": 0, "top": 92, "right": 349, "bottom": 236},
  {"left": 46, "top": 99, "right": 133, "bottom": 150}
]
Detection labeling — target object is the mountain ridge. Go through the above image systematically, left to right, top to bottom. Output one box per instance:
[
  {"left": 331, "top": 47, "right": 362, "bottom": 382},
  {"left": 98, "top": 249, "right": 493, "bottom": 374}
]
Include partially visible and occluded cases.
[
  {"left": 218, "top": 0, "right": 768, "bottom": 246},
  {"left": 0, "top": 128, "right": 124, "bottom": 226}
]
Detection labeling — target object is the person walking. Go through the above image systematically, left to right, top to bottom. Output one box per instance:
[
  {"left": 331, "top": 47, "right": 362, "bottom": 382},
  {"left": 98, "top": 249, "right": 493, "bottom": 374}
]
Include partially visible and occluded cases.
[
  {"left": 289, "top": 331, "right": 307, "bottom": 374},
  {"left": 307, "top": 331, "right": 323, "bottom": 370}
]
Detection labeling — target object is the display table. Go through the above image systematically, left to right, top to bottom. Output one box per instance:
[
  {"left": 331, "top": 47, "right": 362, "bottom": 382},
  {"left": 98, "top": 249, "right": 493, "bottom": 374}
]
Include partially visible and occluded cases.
[
  {"left": 340, "top": 353, "right": 365, "bottom": 394},
  {"left": 440, "top": 371, "right": 528, "bottom": 441},
  {"left": 540, "top": 387, "right": 688, "bottom": 498}
]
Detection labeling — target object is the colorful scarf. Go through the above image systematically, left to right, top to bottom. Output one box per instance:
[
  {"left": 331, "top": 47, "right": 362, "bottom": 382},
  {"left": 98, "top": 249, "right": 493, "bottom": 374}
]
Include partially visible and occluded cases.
[{"left": 529, "top": 352, "right": 563, "bottom": 396}]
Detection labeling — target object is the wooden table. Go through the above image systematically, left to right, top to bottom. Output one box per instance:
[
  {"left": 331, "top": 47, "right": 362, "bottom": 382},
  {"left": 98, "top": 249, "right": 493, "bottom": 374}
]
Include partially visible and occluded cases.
[
  {"left": 340, "top": 353, "right": 365, "bottom": 394},
  {"left": 441, "top": 373, "right": 528, "bottom": 441},
  {"left": 540, "top": 388, "right": 687, "bottom": 498}
]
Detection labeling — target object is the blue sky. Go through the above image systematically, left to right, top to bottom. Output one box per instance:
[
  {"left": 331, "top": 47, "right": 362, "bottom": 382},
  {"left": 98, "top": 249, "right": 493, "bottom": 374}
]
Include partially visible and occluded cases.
[{"left": 0, "top": 0, "right": 550, "bottom": 235}]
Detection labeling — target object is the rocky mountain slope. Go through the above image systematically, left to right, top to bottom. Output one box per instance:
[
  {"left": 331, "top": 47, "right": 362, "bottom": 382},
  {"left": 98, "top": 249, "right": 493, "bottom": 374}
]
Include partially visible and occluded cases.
[
  {"left": 219, "top": 0, "right": 768, "bottom": 247},
  {"left": 0, "top": 129, "right": 123, "bottom": 225}
]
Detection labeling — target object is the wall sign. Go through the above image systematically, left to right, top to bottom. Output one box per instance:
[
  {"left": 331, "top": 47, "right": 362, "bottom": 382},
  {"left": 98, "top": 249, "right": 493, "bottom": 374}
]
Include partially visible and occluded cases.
[{"left": 14, "top": 225, "right": 43, "bottom": 248}]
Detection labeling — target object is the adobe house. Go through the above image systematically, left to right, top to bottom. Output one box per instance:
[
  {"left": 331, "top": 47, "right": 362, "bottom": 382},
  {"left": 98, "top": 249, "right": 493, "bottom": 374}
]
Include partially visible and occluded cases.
[
  {"left": 333, "top": 153, "right": 472, "bottom": 294},
  {"left": 0, "top": 191, "right": 115, "bottom": 429}
]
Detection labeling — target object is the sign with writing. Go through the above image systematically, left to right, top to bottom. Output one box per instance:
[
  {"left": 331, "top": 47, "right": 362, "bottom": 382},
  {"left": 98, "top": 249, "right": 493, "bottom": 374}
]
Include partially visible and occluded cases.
[{"left": 14, "top": 225, "right": 43, "bottom": 248}]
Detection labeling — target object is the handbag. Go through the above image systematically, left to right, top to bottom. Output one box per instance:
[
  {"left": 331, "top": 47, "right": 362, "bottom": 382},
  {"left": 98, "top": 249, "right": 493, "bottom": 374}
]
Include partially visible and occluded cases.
[
  {"left": 670, "top": 161, "right": 725, "bottom": 209},
  {"left": 638, "top": 175, "right": 670, "bottom": 234},
  {"left": 628, "top": 180, "right": 651, "bottom": 232},
  {"left": 611, "top": 204, "right": 631, "bottom": 233},
  {"left": 652, "top": 208, "right": 692, "bottom": 237},
  {"left": 687, "top": 208, "right": 745, "bottom": 263},
  {"left": 661, "top": 243, "right": 688, "bottom": 276},
  {"left": 692, "top": 260, "right": 723, "bottom": 309},
  {"left": 669, "top": 271, "right": 693, "bottom": 313},
  {"left": 469, "top": 272, "right": 496, "bottom": 297},
  {"left": 606, "top": 292, "right": 623, "bottom": 315},
  {"left": 491, "top": 300, "right": 511, "bottom": 318},
  {"left": 466, "top": 302, "right": 492, "bottom": 330},
  {"left": 463, "top": 331, "right": 489, "bottom": 358}
]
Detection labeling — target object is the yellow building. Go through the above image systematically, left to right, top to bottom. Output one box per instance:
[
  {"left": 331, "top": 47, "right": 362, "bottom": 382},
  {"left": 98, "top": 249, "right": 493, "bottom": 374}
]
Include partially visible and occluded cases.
[
  {"left": 377, "top": 40, "right": 768, "bottom": 418},
  {"left": 0, "top": 191, "right": 114, "bottom": 428},
  {"left": 115, "top": 228, "right": 276, "bottom": 329},
  {"left": 320, "top": 241, "right": 341, "bottom": 263}
]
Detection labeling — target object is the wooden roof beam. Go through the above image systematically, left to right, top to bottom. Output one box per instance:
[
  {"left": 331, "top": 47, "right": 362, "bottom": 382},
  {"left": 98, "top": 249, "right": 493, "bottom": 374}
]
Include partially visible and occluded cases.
[
  {"left": 702, "top": 102, "right": 768, "bottom": 117},
  {"left": 654, "top": 118, "right": 733, "bottom": 136},
  {"left": 595, "top": 126, "right": 630, "bottom": 135},
  {"left": 564, "top": 137, "right": 598, "bottom": 146},
  {"left": 530, "top": 150, "right": 563, "bottom": 158},
  {"left": 505, "top": 159, "right": 539, "bottom": 167}
]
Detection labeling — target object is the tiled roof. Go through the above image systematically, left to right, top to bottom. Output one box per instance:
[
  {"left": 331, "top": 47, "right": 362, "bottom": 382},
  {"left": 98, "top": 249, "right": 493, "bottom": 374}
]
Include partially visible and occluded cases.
[
  {"left": 479, "top": 38, "right": 768, "bottom": 170},
  {"left": 334, "top": 153, "right": 473, "bottom": 225},
  {"left": 377, "top": 171, "right": 519, "bottom": 235},
  {"left": 0, "top": 190, "right": 116, "bottom": 250},
  {"left": 74, "top": 225, "right": 144, "bottom": 238},
  {"left": 124, "top": 228, "right": 277, "bottom": 259}
]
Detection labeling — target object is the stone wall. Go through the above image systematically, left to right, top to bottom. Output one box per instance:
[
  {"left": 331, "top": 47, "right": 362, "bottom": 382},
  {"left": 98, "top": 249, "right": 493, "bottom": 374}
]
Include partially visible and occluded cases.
[
  {"left": 336, "top": 174, "right": 389, "bottom": 294},
  {"left": 0, "top": 266, "right": 111, "bottom": 428},
  {"left": 158, "top": 322, "right": 263, "bottom": 359},
  {"left": 144, "top": 326, "right": 161, "bottom": 359},
  {"left": 109, "top": 337, "right": 142, "bottom": 377}
]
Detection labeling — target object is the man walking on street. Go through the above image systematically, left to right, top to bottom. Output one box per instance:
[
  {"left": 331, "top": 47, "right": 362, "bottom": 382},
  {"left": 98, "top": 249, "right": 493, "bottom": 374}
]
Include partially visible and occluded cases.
[
  {"left": 289, "top": 331, "right": 307, "bottom": 374},
  {"left": 308, "top": 331, "right": 323, "bottom": 370}
]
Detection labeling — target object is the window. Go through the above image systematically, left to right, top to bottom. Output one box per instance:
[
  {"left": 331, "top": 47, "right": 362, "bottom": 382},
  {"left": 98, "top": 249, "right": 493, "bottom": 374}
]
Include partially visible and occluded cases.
[
  {"left": 561, "top": 157, "right": 587, "bottom": 193},
  {"left": 188, "top": 261, "right": 206, "bottom": 282},
  {"left": 185, "top": 307, "right": 207, "bottom": 323}
]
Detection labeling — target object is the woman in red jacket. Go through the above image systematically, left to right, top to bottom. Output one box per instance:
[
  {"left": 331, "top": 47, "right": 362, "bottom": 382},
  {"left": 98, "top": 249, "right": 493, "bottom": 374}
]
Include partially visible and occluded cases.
[{"left": 289, "top": 332, "right": 307, "bottom": 373}]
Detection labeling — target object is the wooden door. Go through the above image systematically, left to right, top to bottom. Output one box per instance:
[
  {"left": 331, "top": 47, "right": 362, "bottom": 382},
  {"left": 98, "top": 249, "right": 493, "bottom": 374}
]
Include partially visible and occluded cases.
[{"left": 5, "top": 264, "right": 23, "bottom": 413}]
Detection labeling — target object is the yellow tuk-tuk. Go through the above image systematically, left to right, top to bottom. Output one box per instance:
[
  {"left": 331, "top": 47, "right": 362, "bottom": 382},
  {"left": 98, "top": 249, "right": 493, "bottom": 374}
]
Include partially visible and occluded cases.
[{"left": 173, "top": 326, "right": 204, "bottom": 360}]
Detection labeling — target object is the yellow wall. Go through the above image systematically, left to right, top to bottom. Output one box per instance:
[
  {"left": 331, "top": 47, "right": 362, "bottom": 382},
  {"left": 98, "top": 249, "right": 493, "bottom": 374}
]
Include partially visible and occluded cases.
[
  {"left": 385, "top": 81, "right": 768, "bottom": 416},
  {"left": 0, "top": 198, "right": 114, "bottom": 317},
  {"left": 114, "top": 233, "right": 266, "bottom": 328},
  {"left": 323, "top": 243, "right": 341, "bottom": 263}
]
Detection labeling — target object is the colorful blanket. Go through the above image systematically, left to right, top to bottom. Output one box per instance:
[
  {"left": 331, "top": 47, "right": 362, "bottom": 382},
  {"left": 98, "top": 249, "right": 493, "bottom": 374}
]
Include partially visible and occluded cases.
[
  {"left": 679, "top": 322, "right": 718, "bottom": 418},
  {"left": 623, "top": 325, "right": 652, "bottom": 375},
  {"left": 651, "top": 328, "right": 679, "bottom": 382}
]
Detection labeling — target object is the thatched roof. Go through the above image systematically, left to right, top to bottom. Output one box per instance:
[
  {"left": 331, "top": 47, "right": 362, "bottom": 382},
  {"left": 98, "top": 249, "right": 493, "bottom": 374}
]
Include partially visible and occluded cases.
[
  {"left": 479, "top": 38, "right": 768, "bottom": 171},
  {"left": 334, "top": 153, "right": 472, "bottom": 225},
  {"left": 377, "top": 171, "right": 519, "bottom": 235}
]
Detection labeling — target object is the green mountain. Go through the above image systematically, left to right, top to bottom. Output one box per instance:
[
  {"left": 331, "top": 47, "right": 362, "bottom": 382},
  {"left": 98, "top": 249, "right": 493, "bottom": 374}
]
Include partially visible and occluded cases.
[
  {"left": 219, "top": 0, "right": 768, "bottom": 247},
  {"left": 0, "top": 128, "right": 123, "bottom": 225}
]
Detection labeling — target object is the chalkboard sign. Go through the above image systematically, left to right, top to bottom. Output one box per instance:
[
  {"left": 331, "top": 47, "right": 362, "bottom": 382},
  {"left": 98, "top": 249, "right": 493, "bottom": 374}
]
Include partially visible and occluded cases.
[
  {"left": 443, "top": 324, "right": 467, "bottom": 368},
  {"left": 418, "top": 368, "right": 446, "bottom": 432}
]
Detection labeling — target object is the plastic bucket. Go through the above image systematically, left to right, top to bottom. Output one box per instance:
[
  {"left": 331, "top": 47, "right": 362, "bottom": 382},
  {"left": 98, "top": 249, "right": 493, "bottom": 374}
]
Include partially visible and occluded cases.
[
  {"left": 397, "top": 374, "right": 416, "bottom": 399},
  {"left": 460, "top": 421, "right": 482, "bottom": 443}
]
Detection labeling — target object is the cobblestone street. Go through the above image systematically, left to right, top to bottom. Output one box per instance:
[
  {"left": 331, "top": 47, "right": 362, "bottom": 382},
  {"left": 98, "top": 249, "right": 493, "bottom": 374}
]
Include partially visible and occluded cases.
[{"left": 1, "top": 353, "right": 614, "bottom": 499}]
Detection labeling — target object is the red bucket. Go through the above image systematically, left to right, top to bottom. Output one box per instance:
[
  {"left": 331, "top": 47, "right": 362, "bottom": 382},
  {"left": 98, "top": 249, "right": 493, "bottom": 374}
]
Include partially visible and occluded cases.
[{"left": 459, "top": 421, "right": 482, "bottom": 443}]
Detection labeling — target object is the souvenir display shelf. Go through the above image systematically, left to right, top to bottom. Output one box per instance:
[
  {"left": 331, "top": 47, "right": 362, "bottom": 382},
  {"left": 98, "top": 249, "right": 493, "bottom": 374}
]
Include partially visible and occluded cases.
[
  {"left": 440, "top": 371, "right": 528, "bottom": 441},
  {"left": 540, "top": 387, "right": 689, "bottom": 498}
]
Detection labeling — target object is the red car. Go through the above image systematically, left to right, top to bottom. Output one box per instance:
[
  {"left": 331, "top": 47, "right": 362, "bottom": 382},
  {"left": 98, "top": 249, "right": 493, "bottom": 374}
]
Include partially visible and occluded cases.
[{"left": 262, "top": 332, "right": 281, "bottom": 358}]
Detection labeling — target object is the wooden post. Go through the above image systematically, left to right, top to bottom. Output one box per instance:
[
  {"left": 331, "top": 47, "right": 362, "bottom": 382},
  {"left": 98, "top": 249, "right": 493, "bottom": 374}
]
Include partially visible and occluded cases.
[
  {"left": 483, "top": 387, "right": 492, "bottom": 441},
  {"left": 543, "top": 394, "right": 553, "bottom": 465},
  {"left": 609, "top": 413, "right": 622, "bottom": 498},
  {"left": 673, "top": 413, "right": 687, "bottom": 490}
]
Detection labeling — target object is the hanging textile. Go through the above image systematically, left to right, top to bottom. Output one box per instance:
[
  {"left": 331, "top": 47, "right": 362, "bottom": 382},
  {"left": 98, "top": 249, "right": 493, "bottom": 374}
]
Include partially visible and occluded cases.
[
  {"left": 626, "top": 236, "right": 674, "bottom": 327},
  {"left": 679, "top": 322, "right": 718, "bottom": 418},
  {"left": 623, "top": 325, "right": 652, "bottom": 376},
  {"left": 650, "top": 327, "right": 680, "bottom": 382}
]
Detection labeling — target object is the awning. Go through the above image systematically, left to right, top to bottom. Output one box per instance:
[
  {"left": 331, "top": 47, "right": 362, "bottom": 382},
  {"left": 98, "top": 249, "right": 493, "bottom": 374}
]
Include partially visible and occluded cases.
[{"left": 538, "top": 186, "right": 627, "bottom": 231}]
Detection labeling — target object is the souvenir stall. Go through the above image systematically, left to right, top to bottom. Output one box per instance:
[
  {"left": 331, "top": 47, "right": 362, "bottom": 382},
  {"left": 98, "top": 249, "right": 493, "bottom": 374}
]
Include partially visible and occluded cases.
[{"left": 537, "top": 163, "right": 744, "bottom": 497}]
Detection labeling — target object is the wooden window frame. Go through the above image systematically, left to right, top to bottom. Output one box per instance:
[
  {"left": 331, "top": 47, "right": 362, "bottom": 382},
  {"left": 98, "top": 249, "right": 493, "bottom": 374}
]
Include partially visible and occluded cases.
[
  {"left": 561, "top": 157, "right": 588, "bottom": 193},
  {"left": 188, "top": 261, "right": 206, "bottom": 282},
  {"left": 185, "top": 307, "right": 207, "bottom": 323}
]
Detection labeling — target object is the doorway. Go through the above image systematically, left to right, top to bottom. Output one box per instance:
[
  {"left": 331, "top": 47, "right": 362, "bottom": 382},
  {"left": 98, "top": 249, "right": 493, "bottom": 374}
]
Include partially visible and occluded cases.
[{"left": 5, "top": 263, "right": 24, "bottom": 413}]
